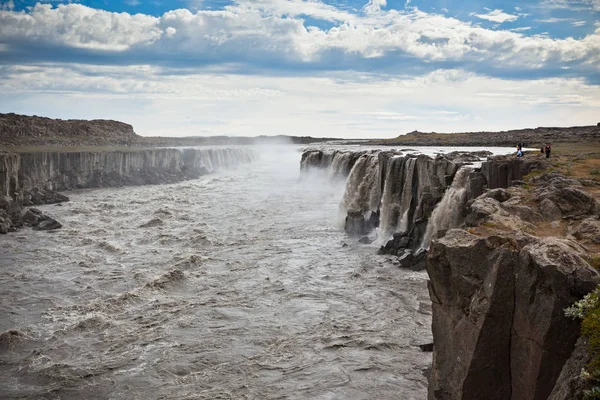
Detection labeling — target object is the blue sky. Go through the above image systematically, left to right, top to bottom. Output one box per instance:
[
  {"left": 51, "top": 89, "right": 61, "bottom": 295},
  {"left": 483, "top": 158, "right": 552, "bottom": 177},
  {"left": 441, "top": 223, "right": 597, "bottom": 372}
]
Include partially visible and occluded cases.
[{"left": 0, "top": 0, "right": 598, "bottom": 137}]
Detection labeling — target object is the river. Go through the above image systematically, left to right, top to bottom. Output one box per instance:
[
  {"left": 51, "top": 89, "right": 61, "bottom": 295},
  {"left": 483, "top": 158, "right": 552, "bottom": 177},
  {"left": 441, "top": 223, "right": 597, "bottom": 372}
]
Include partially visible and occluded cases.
[{"left": 0, "top": 146, "right": 438, "bottom": 399}]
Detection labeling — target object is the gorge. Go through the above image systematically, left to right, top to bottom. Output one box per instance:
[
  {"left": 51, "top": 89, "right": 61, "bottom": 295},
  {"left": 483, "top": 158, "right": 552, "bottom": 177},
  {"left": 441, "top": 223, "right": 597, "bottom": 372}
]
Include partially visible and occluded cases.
[{"left": 1, "top": 143, "right": 599, "bottom": 399}]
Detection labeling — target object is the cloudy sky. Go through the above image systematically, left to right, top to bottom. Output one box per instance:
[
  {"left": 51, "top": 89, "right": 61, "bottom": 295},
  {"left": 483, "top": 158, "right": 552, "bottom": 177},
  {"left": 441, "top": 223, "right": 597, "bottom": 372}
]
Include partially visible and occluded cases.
[{"left": 0, "top": 0, "right": 598, "bottom": 138}]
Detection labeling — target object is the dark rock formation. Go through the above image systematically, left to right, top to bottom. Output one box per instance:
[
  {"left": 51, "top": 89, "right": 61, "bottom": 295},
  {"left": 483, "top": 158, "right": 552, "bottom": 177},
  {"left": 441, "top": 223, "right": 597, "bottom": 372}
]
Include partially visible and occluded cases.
[
  {"left": 0, "top": 147, "right": 257, "bottom": 233},
  {"left": 0, "top": 148, "right": 256, "bottom": 195},
  {"left": 481, "top": 156, "right": 549, "bottom": 189},
  {"left": 345, "top": 210, "right": 378, "bottom": 237},
  {"left": 33, "top": 217, "right": 62, "bottom": 231},
  {"left": 427, "top": 230, "right": 600, "bottom": 400},
  {"left": 548, "top": 337, "right": 592, "bottom": 400}
]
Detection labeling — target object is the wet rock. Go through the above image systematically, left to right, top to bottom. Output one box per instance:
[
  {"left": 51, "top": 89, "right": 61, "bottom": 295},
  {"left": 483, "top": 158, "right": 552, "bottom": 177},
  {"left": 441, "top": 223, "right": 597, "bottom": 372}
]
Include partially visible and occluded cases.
[
  {"left": 26, "top": 188, "right": 69, "bottom": 206},
  {"left": 22, "top": 208, "right": 44, "bottom": 226},
  {"left": 345, "top": 210, "right": 375, "bottom": 236},
  {"left": 0, "top": 215, "right": 11, "bottom": 234},
  {"left": 33, "top": 217, "right": 62, "bottom": 231},
  {"left": 427, "top": 230, "right": 600, "bottom": 400},
  {"left": 358, "top": 236, "right": 373, "bottom": 244},
  {"left": 419, "top": 342, "right": 434, "bottom": 352}
]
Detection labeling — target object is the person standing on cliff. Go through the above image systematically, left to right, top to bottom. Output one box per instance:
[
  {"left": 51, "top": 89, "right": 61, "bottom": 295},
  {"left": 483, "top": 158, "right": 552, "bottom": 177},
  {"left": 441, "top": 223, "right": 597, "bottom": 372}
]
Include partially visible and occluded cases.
[{"left": 545, "top": 143, "right": 552, "bottom": 158}]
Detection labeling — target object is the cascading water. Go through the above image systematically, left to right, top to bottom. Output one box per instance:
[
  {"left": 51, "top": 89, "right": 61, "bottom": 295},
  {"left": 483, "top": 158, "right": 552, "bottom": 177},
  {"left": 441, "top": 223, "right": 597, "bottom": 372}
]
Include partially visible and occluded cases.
[
  {"left": 181, "top": 147, "right": 258, "bottom": 173},
  {"left": 340, "top": 154, "right": 380, "bottom": 215},
  {"left": 379, "top": 156, "right": 410, "bottom": 239},
  {"left": 396, "top": 157, "right": 417, "bottom": 234},
  {"left": 420, "top": 166, "right": 473, "bottom": 249}
]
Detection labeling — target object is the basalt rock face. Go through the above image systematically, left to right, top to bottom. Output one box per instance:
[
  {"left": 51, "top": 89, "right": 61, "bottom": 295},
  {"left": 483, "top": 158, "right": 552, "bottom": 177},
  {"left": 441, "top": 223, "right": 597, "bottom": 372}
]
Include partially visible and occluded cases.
[
  {"left": 0, "top": 147, "right": 257, "bottom": 233},
  {"left": 1, "top": 148, "right": 257, "bottom": 195},
  {"left": 481, "top": 155, "right": 548, "bottom": 189},
  {"left": 427, "top": 230, "right": 600, "bottom": 400}
]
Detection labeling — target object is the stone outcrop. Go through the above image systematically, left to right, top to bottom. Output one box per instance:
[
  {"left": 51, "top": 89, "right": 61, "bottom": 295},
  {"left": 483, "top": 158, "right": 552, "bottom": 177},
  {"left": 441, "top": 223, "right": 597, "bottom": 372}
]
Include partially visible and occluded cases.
[{"left": 427, "top": 230, "right": 600, "bottom": 400}]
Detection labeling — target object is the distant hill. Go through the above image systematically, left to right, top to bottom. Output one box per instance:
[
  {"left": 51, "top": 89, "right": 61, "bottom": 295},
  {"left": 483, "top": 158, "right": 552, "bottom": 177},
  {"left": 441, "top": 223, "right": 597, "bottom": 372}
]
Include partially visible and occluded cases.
[
  {"left": 0, "top": 113, "right": 340, "bottom": 148},
  {"left": 0, "top": 113, "right": 139, "bottom": 146},
  {"left": 369, "top": 125, "right": 600, "bottom": 147}
]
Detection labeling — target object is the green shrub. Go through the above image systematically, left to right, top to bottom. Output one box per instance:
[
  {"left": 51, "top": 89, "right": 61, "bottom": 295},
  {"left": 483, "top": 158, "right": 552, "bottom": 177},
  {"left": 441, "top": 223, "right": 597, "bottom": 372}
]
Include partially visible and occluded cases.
[{"left": 566, "top": 288, "right": 600, "bottom": 399}]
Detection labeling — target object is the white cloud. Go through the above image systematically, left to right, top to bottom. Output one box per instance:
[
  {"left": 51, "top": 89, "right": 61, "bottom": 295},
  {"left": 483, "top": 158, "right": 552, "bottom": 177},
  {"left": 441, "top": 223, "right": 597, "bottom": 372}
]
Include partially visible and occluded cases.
[
  {"left": 125, "top": 0, "right": 140, "bottom": 6},
  {"left": 363, "top": 0, "right": 387, "bottom": 14},
  {"left": 541, "top": 0, "right": 600, "bottom": 11},
  {"left": 0, "top": 2, "right": 598, "bottom": 72},
  {"left": 473, "top": 9, "right": 519, "bottom": 23},
  {"left": 535, "top": 17, "right": 572, "bottom": 23},
  {"left": 573, "top": 21, "right": 587, "bottom": 26},
  {"left": 512, "top": 27, "right": 532, "bottom": 31},
  {"left": 1, "top": 64, "right": 598, "bottom": 138}
]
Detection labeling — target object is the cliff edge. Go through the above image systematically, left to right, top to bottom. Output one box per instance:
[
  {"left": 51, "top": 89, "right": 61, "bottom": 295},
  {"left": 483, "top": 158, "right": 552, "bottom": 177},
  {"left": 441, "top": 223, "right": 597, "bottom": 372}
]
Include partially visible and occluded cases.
[{"left": 426, "top": 157, "right": 600, "bottom": 399}]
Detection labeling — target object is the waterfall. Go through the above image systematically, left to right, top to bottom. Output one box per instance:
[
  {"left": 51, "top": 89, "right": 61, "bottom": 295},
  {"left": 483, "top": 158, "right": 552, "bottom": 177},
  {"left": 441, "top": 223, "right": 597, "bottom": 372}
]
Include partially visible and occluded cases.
[
  {"left": 181, "top": 147, "right": 258, "bottom": 173},
  {"left": 300, "top": 150, "right": 362, "bottom": 180},
  {"left": 340, "top": 154, "right": 380, "bottom": 215},
  {"left": 379, "top": 156, "right": 414, "bottom": 239},
  {"left": 420, "top": 166, "right": 472, "bottom": 249}
]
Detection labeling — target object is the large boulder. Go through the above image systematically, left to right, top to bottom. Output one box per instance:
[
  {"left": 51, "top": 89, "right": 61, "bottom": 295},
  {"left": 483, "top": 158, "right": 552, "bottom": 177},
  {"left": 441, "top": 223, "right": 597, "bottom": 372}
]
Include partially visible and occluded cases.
[
  {"left": 33, "top": 217, "right": 62, "bottom": 231},
  {"left": 569, "top": 217, "right": 600, "bottom": 243},
  {"left": 427, "top": 230, "right": 600, "bottom": 400}
]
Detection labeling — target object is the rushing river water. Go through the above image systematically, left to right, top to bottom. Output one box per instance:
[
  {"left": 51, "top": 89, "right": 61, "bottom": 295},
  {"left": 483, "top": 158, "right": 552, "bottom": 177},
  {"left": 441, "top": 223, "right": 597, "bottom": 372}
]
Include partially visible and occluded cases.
[{"left": 0, "top": 146, "right": 434, "bottom": 400}]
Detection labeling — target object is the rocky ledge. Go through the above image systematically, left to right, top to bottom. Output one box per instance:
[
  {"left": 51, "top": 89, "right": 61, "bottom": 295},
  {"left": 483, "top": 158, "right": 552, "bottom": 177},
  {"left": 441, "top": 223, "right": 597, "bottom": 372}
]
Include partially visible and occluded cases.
[{"left": 426, "top": 167, "right": 600, "bottom": 399}]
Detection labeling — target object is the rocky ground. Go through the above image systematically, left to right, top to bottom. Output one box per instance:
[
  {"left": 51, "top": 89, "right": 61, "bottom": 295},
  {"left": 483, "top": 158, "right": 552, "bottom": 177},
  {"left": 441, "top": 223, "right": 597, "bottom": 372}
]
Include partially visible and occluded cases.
[{"left": 426, "top": 150, "right": 600, "bottom": 399}]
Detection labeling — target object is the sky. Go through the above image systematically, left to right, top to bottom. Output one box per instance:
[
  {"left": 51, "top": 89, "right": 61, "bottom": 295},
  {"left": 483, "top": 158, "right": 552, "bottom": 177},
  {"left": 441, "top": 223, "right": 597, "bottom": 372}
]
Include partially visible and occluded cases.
[{"left": 0, "top": 0, "right": 598, "bottom": 138}]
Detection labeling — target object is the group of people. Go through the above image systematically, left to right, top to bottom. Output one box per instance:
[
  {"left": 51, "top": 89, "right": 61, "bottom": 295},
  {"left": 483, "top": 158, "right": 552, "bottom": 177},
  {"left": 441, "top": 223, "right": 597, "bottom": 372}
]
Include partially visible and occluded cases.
[{"left": 515, "top": 142, "right": 552, "bottom": 158}]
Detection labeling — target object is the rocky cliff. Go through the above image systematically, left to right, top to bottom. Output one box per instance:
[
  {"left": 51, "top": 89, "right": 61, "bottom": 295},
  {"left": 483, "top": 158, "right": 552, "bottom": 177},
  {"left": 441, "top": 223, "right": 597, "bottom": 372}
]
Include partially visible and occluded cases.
[
  {"left": 0, "top": 147, "right": 257, "bottom": 233},
  {"left": 1, "top": 148, "right": 256, "bottom": 195},
  {"left": 303, "top": 148, "right": 600, "bottom": 398},
  {"left": 426, "top": 168, "right": 600, "bottom": 399},
  {"left": 427, "top": 231, "right": 599, "bottom": 400}
]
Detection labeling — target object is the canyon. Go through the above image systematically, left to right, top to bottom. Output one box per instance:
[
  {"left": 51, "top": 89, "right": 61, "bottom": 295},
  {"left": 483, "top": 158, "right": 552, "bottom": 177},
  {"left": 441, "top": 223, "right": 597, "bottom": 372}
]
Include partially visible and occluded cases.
[{"left": 1, "top": 115, "right": 599, "bottom": 398}]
